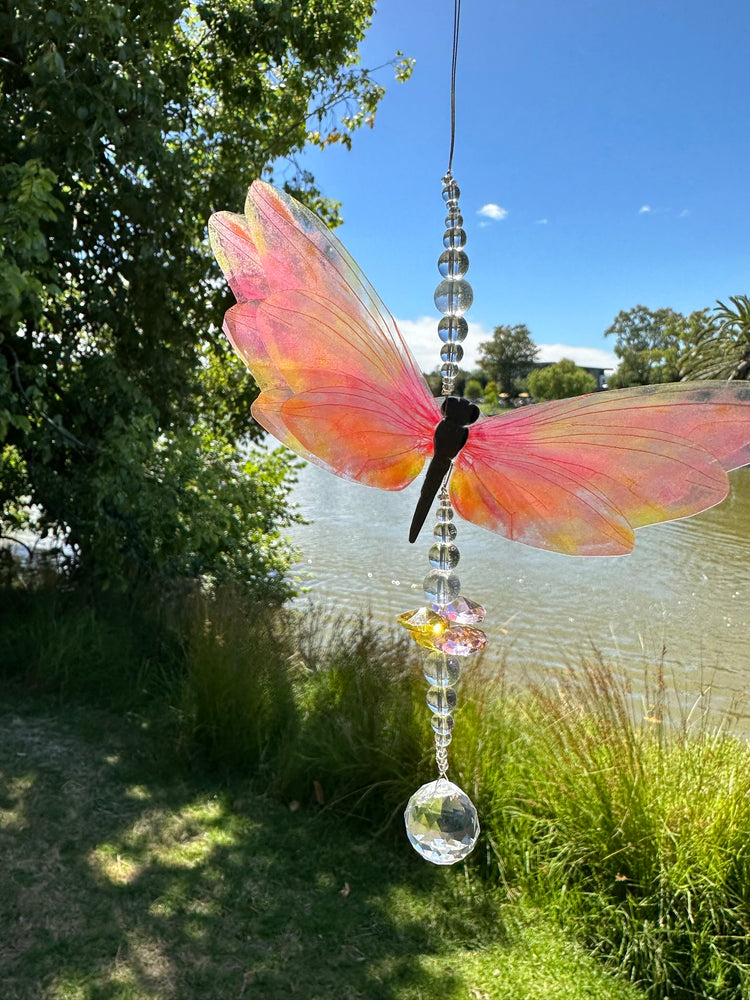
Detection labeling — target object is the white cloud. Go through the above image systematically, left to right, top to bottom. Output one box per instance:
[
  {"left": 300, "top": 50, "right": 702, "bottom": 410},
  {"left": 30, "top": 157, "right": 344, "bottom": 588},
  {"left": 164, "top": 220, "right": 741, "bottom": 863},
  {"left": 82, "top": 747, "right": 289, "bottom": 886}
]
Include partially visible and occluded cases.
[
  {"left": 477, "top": 203, "right": 508, "bottom": 222},
  {"left": 638, "top": 204, "right": 651, "bottom": 214},
  {"left": 679, "top": 208, "right": 690, "bottom": 218},
  {"left": 535, "top": 218, "right": 549, "bottom": 225},
  {"left": 396, "top": 316, "right": 492, "bottom": 372},
  {"left": 537, "top": 343, "right": 618, "bottom": 370}
]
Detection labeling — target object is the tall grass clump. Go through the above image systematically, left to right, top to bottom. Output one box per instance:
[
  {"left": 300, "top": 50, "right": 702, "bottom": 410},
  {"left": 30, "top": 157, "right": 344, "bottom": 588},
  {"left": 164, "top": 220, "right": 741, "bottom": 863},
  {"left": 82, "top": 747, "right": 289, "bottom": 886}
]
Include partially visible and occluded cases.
[
  {"left": 0, "top": 577, "right": 182, "bottom": 706},
  {"left": 179, "top": 585, "right": 299, "bottom": 774},
  {"left": 179, "top": 595, "right": 432, "bottom": 827},
  {"left": 277, "top": 609, "right": 432, "bottom": 825},
  {"left": 466, "top": 657, "right": 750, "bottom": 1000}
]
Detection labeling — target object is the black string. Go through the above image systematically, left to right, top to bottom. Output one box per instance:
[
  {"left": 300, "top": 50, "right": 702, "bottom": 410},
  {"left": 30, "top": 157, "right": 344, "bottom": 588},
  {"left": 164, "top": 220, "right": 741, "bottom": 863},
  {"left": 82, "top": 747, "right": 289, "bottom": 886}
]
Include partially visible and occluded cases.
[{"left": 446, "top": 0, "right": 461, "bottom": 176}]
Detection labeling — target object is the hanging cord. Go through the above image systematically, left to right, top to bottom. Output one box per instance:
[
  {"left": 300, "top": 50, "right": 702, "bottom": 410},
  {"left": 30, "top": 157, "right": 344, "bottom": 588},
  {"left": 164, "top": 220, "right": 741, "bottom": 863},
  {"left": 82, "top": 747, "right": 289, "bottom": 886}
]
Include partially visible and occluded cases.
[{"left": 446, "top": 0, "right": 461, "bottom": 175}]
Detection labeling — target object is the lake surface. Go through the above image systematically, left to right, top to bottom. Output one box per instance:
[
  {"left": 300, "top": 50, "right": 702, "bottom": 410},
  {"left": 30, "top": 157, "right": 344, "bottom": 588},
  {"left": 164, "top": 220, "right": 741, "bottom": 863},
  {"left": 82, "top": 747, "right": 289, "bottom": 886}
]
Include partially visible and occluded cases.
[{"left": 286, "top": 461, "right": 750, "bottom": 719}]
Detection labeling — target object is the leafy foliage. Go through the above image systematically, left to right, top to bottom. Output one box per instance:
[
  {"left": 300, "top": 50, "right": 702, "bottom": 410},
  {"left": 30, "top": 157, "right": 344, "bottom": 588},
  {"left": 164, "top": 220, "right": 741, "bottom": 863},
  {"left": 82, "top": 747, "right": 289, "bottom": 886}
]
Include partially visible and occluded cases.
[
  {"left": 0, "top": 0, "right": 409, "bottom": 594},
  {"left": 681, "top": 295, "right": 750, "bottom": 381},
  {"left": 604, "top": 306, "right": 714, "bottom": 388},
  {"left": 477, "top": 324, "right": 540, "bottom": 395},
  {"left": 527, "top": 358, "right": 597, "bottom": 401}
]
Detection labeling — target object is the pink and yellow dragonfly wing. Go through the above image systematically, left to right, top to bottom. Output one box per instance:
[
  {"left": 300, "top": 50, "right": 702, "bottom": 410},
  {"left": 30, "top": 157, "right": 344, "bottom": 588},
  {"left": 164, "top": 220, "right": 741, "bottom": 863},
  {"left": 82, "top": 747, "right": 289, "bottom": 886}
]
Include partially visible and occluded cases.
[
  {"left": 208, "top": 181, "right": 441, "bottom": 490},
  {"left": 451, "top": 383, "right": 750, "bottom": 555}
]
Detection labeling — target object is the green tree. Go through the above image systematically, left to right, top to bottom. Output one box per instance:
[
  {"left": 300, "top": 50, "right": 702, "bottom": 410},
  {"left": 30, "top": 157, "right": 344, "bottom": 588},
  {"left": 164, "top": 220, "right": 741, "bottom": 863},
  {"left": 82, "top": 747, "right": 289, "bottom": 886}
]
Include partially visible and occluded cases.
[
  {"left": 1, "top": 0, "right": 409, "bottom": 595},
  {"left": 680, "top": 295, "right": 750, "bottom": 381},
  {"left": 604, "top": 305, "right": 704, "bottom": 387},
  {"left": 477, "top": 325, "right": 539, "bottom": 395},
  {"left": 527, "top": 359, "right": 597, "bottom": 401},
  {"left": 464, "top": 378, "right": 483, "bottom": 400},
  {"left": 482, "top": 380, "right": 499, "bottom": 410}
]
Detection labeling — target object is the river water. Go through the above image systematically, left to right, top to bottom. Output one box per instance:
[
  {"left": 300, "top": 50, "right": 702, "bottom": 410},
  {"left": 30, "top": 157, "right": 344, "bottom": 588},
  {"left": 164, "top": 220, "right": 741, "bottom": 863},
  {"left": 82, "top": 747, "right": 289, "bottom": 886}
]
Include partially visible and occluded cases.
[{"left": 287, "top": 461, "right": 750, "bottom": 719}]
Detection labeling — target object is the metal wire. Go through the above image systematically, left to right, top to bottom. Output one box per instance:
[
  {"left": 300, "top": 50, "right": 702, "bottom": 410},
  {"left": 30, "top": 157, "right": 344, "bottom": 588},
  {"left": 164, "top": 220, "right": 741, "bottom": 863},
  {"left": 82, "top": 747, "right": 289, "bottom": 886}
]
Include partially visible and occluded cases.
[{"left": 446, "top": 0, "right": 461, "bottom": 175}]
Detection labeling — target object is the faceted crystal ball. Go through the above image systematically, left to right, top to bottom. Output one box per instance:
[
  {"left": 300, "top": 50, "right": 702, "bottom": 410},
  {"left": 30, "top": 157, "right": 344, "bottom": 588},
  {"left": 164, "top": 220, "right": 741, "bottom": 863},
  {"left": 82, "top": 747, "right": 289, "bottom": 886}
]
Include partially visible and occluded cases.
[{"left": 404, "top": 778, "right": 480, "bottom": 865}]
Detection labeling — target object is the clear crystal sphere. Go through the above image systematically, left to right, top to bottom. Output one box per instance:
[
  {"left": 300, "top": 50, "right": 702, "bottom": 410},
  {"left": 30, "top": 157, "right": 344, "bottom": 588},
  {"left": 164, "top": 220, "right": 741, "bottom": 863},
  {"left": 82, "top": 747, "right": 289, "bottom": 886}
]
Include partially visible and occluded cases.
[
  {"left": 442, "top": 179, "right": 460, "bottom": 202},
  {"left": 444, "top": 209, "right": 463, "bottom": 228},
  {"left": 443, "top": 227, "right": 467, "bottom": 249},
  {"left": 438, "top": 249, "right": 470, "bottom": 278},
  {"left": 434, "top": 278, "right": 473, "bottom": 316},
  {"left": 438, "top": 315, "right": 468, "bottom": 343},
  {"left": 440, "top": 342, "right": 463, "bottom": 364},
  {"left": 435, "top": 503, "right": 454, "bottom": 522},
  {"left": 433, "top": 522, "right": 457, "bottom": 543},
  {"left": 428, "top": 543, "right": 459, "bottom": 570},
  {"left": 423, "top": 569, "right": 460, "bottom": 606},
  {"left": 422, "top": 651, "right": 461, "bottom": 686},
  {"left": 426, "top": 685, "right": 457, "bottom": 714},
  {"left": 431, "top": 713, "right": 454, "bottom": 735},
  {"left": 404, "top": 778, "right": 480, "bottom": 865}
]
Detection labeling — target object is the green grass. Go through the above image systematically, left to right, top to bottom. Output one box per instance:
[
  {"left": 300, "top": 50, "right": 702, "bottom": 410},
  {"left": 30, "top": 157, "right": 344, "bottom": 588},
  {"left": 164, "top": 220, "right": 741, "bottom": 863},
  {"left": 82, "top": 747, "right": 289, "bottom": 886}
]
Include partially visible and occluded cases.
[
  {"left": 6, "top": 579, "right": 750, "bottom": 997},
  {"left": 0, "top": 695, "right": 643, "bottom": 1000}
]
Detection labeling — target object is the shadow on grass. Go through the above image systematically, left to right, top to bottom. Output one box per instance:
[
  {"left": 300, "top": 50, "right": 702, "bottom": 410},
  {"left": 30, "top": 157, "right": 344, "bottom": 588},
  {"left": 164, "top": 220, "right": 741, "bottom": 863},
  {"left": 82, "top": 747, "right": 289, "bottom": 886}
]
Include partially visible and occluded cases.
[{"left": 0, "top": 696, "right": 510, "bottom": 1000}]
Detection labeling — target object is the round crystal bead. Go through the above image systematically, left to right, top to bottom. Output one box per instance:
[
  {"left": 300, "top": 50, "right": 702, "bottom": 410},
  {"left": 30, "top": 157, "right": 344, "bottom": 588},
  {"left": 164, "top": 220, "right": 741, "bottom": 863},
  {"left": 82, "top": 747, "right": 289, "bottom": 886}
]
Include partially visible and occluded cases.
[
  {"left": 442, "top": 179, "right": 460, "bottom": 202},
  {"left": 444, "top": 209, "right": 463, "bottom": 228},
  {"left": 443, "top": 227, "right": 467, "bottom": 249},
  {"left": 438, "top": 249, "right": 469, "bottom": 279},
  {"left": 434, "top": 279, "right": 473, "bottom": 316},
  {"left": 438, "top": 316, "right": 468, "bottom": 343},
  {"left": 440, "top": 342, "right": 463, "bottom": 364},
  {"left": 435, "top": 502, "right": 454, "bottom": 522},
  {"left": 433, "top": 522, "right": 457, "bottom": 543},
  {"left": 429, "top": 543, "right": 460, "bottom": 570},
  {"left": 423, "top": 569, "right": 460, "bottom": 606},
  {"left": 422, "top": 651, "right": 461, "bottom": 686},
  {"left": 426, "top": 685, "right": 457, "bottom": 714},
  {"left": 431, "top": 713, "right": 454, "bottom": 735},
  {"left": 404, "top": 778, "right": 480, "bottom": 865}
]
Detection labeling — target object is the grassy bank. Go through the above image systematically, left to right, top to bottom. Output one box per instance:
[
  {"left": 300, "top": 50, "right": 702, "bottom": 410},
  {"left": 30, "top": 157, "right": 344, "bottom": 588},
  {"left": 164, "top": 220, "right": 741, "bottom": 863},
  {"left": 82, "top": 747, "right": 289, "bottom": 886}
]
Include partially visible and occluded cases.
[
  {"left": 3, "top": 580, "right": 750, "bottom": 997},
  {"left": 0, "top": 695, "right": 642, "bottom": 1000}
]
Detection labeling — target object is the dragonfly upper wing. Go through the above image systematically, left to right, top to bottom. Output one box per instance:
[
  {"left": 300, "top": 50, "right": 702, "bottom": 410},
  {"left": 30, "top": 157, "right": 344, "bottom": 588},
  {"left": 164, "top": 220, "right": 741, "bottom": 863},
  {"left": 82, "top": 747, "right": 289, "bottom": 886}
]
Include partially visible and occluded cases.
[
  {"left": 209, "top": 181, "right": 440, "bottom": 490},
  {"left": 451, "top": 382, "right": 750, "bottom": 555}
]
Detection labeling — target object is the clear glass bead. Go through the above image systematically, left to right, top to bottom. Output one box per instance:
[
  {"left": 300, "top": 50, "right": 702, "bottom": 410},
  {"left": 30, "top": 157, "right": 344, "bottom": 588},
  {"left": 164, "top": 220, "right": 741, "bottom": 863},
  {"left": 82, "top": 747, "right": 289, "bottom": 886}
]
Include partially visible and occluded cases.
[
  {"left": 442, "top": 179, "right": 460, "bottom": 202},
  {"left": 444, "top": 209, "right": 463, "bottom": 229},
  {"left": 443, "top": 227, "right": 467, "bottom": 249},
  {"left": 438, "top": 249, "right": 469, "bottom": 279},
  {"left": 434, "top": 279, "right": 473, "bottom": 316},
  {"left": 438, "top": 316, "right": 468, "bottom": 343},
  {"left": 440, "top": 342, "right": 463, "bottom": 364},
  {"left": 441, "top": 361, "right": 459, "bottom": 382},
  {"left": 435, "top": 503, "right": 454, "bottom": 522},
  {"left": 433, "top": 522, "right": 457, "bottom": 543},
  {"left": 429, "top": 543, "right": 460, "bottom": 570},
  {"left": 423, "top": 569, "right": 461, "bottom": 607},
  {"left": 422, "top": 651, "right": 461, "bottom": 686},
  {"left": 426, "top": 685, "right": 457, "bottom": 714},
  {"left": 431, "top": 713, "right": 454, "bottom": 735},
  {"left": 434, "top": 731, "right": 453, "bottom": 748},
  {"left": 404, "top": 778, "right": 480, "bottom": 865}
]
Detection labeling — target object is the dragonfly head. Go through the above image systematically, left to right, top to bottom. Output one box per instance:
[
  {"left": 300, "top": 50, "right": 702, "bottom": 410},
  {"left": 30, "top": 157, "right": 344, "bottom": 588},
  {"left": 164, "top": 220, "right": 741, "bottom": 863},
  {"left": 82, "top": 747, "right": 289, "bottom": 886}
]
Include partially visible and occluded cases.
[{"left": 441, "top": 396, "right": 480, "bottom": 426}]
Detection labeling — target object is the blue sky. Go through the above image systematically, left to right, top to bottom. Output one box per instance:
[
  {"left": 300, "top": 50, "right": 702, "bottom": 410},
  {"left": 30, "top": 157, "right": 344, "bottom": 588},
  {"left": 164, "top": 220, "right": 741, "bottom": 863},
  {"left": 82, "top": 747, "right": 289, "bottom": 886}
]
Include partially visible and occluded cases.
[{"left": 294, "top": 0, "right": 749, "bottom": 374}]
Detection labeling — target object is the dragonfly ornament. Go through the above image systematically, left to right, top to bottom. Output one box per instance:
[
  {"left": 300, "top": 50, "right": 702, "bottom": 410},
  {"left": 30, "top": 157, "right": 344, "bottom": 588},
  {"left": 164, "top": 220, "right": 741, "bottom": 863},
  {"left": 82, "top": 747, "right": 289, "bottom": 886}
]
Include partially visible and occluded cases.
[
  {"left": 209, "top": 178, "right": 750, "bottom": 866},
  {"left": 209, "top": 181, "right": 750, "bottom": 557}
]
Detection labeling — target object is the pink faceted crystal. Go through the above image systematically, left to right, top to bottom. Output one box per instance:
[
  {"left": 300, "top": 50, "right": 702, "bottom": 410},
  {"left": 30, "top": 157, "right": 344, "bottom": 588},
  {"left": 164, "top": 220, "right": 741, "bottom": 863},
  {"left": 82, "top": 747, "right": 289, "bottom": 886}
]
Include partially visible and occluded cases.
[
  {"left": 433, "top": 596, "right": 486, "bottom": 625},
  {"left": 432, "top": 624, "right": 487, "bottom": 657}
]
